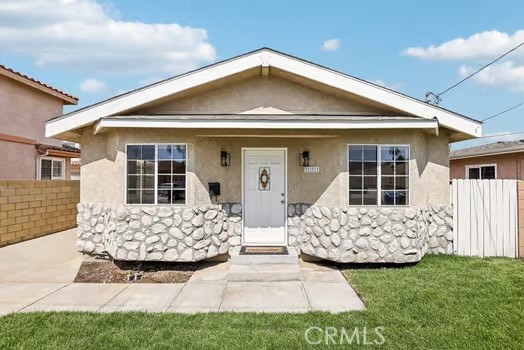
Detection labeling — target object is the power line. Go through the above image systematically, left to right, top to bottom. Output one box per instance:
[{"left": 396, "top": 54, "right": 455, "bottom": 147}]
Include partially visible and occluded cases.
[
  {"left": 426, "top": 41, "right": 524, "bottom": 104},
  {"left": 482, "top": 101, "right": 524, "bottom": 122},
  {"left": 472, "top": 130, "right": 524, "bottom": 140}
]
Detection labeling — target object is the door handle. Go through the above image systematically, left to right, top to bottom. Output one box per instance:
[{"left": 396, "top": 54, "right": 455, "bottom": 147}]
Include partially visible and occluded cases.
[{"left": 281, "top": 200, "right": 285, "bottom": 204}]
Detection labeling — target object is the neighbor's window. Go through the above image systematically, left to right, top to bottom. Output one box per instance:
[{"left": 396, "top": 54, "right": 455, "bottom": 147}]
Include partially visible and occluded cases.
[
  {"left": 126, "top": 144, "right": 187, "bottom": 205},
  {"left": 348, "top": 145, "right": 409, "bottom": 206},
  {"left": 39, "top": 158, "right": 64, "bottom": 180},
  {"left": 466, "top": 165, "right": 496, "bottom": 179}
]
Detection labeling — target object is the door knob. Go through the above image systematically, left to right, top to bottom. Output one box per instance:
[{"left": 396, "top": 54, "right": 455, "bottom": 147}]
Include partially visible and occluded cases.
[
  {"left": 281, "top": 193, "right": 285, "bottom": 196},
  {"left": 280, "top": 200, "right": 285, "bottom": 204}
]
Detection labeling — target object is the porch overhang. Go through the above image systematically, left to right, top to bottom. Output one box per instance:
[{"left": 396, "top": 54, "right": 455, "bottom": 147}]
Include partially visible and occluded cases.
[{"left": 93, "top": 115, "right": 439, "bottom": 135}]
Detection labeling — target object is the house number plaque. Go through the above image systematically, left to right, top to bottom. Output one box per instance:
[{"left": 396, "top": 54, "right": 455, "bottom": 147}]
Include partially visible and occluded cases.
[{"left": 304, "top": 166, "right": 320, "bottom": 173}]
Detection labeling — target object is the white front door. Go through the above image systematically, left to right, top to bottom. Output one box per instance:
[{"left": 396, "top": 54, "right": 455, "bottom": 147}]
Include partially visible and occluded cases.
[{"left": 243, "top": 149, "right": 287, "bottom": 245}]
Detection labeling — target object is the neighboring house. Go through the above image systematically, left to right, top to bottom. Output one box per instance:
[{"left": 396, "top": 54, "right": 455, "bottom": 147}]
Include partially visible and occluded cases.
[
  {"left": 45, "top": 48, "right": 481, "bottom": 264},
  {"left": 0, "top": 65, "right": 79, "bottom": 180},
  {"left": 450, "top": 141, "right": 524, "bottom": 180}
]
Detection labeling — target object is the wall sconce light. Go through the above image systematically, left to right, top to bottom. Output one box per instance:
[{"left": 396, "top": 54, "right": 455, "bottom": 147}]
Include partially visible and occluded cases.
[
  {"left": 221, "top": 151, "right": 231, "bottom": 166},
  {"left": 299, "top": 151, "right": 310, "bottom": 167}
]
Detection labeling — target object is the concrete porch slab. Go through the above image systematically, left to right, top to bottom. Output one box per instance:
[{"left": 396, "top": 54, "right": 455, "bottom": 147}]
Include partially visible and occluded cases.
[
  {"left": 189, "top": 262, "right": 229, "bottom": 282},
  {"left": 300, "top": 269, "right": 348, "bottom": 283},
  {"left": 167, "top": 281, "right": 227, "bottom": 313},
  {"left": 219, "top": 281, "right": 310, "bottom": 313},
  {"left": 303, "top": 281, "right": 365, "bottom": 313},
  {"left": 22, "top": 283, "right": 128, "bottom": 312},
  {"left": 100, "top": 283, "right": 184, "bottom": 312}
]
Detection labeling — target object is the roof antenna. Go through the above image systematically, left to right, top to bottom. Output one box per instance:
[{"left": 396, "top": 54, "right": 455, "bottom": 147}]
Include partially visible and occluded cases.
[{"left": 425, "top": 92, "right": 442, "bottom": 105}]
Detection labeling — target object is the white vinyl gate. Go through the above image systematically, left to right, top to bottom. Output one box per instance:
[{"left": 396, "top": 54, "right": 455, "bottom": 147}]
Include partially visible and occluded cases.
[{"left": 452, "top": 179, "right": 518, "bottom": 258}]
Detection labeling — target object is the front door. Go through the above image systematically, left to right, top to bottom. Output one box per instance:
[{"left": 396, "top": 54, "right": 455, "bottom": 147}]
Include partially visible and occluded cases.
[{"left": 242, "top": 149, "right": 287, "bottom": 245}]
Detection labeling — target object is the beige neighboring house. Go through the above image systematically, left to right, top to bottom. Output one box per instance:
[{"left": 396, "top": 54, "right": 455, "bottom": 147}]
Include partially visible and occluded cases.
[
  {"left": 45, "top": 48, "right": 481, "bottom": 264},
  {"left": 0, "top": 65, "right": 79, "bottom": 180}
]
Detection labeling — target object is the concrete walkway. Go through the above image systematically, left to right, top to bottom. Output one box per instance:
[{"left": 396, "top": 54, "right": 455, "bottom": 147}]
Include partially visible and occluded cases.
[
  {"left": 0, "top": 228, "right": 83, "bottom": 283},
  {"left": 0, "top": 230, "right": 365, "bottom": 315}
]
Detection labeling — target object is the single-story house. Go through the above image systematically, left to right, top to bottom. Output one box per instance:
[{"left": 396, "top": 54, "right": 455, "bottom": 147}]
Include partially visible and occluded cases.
[
  {"left": 45, "top": 48, "right": 482, "bottom": 263},
  {"left": 0, "top": 64, "right": 80, "bottom": 180},
  {"left": 450, "top": 140, "right": 524, "bottom": 180}
]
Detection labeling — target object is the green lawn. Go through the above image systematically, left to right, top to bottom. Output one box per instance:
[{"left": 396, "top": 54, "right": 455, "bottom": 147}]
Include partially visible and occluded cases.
[{"left": 1, "top": 255, "right": 523, "bottom": 349}]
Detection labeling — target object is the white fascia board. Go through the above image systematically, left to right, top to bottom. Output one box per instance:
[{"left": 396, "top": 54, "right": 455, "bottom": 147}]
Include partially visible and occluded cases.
[
  {"left": 46, "top": 48, "right": 481, "bottom": 138},
  {"left": 267, "top": 54, "right": 482, "bottom": 138},
  {"left": 45, "top": 55, "right": 263, "bottom": 137},
  {"left": 94, "top": 116, "right": 438, "bottom": 134}
]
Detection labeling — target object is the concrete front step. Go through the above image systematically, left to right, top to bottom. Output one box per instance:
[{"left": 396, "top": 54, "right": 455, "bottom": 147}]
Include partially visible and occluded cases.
[
  {"left": 229, "top": 246, "right": 299, "bottom": 265},
  {"left": 227, "top": 264, "right": 301, "bottom": 282}
]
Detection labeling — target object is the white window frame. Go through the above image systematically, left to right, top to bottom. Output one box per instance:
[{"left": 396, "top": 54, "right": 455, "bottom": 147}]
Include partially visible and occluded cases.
[
  {"left": 125, "top": 143, "right": 188, "bottom": 205},
  {"left": 347, "top": 144, "right": 410, "bottom": 206},
  {"left": 38, "top": 157, "right": 65, "bottom": 180},
  {"left": 465, "top": 164, "right": 497, "bottom": 180}
]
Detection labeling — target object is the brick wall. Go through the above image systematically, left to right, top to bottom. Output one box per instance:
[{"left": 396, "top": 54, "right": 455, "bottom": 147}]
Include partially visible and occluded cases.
[
  {"left": 0, "top": 180, "right": 79, "bottom": 247},
  {"left": 518, "top": 181, "right": 524, "bottom": 258}
]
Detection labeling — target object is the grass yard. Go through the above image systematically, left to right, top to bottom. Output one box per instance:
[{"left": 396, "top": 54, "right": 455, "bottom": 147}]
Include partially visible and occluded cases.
[{"left": 1, "top": 255, "right": 523, "bottom": 349}]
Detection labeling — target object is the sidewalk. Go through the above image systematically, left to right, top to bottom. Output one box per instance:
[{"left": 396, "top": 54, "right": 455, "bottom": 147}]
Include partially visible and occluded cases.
[{"left": 0, "top": 229, "right": 365, "bottom": 315}]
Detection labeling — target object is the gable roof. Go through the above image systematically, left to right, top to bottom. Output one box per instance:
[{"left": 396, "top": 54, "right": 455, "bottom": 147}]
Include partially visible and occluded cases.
[
  {"left": 45, "top": 48, "right": 482, "bottom": 139},
  {"left": 0, "top": 65, "right": 78, "bottom": 104},
  {"left": 450, "top": 140, "right": 524, "bottom": 159}
]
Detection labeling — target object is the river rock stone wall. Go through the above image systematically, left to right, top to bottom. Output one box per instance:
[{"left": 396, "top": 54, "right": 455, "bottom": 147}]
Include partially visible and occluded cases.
[
  {"left": 77, "top": 202, "right": 453, "bottom": 263},
  {"left": 76, "top": 203, "right": 242, "bottom": 261},
  {"left": 290, "top": 205, "right": 453, "bottom": 263}
]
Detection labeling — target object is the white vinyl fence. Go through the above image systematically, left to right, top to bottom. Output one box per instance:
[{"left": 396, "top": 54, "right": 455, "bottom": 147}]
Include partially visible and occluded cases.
[{"left": 452, "top": 179, "right": 518, "bottom": 258}]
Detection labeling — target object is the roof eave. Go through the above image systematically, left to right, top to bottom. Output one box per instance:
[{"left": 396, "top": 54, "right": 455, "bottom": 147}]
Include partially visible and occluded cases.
[
  {"left": 45, "top": 48, "right": 481, "bottom": 138},
  {"left": 0, "top": 68, "right": 78, "bottom": 104},
  {"left": 93, "top": 115, "right": 440, "bottom": 134}
]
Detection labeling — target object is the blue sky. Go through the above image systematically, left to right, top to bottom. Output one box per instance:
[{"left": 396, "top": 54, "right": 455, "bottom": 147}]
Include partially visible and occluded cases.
[{"left": 1, "top": 0, "right": 523, "bottom": 149}]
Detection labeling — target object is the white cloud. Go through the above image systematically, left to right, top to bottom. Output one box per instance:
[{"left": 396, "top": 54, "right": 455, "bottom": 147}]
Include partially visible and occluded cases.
[
  {"left": 0, "top": 0, "right": 216, "bottom": 75},
  {"left": 402, "top": 30, "right": 524, "bottom": 61},
  {"left": 403, "top": 30, "right": 524, "bottom": 94},
  {"left": 322, "top": 38, "right": 340, "bottom": 51},
  {"left": 459, "top": 62, "right": 524, "bottom": 93},
  {"left": 79, "top": 78, "right": 105, "bottom": 93},
  {"left": 374, "top": 80, "right": 403, "bottom": 91}
]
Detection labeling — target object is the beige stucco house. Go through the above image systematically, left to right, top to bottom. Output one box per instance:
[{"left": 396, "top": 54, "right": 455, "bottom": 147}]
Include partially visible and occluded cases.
[
  {"left": 46, "top": 48, "right": 481, "bottom": 263},
  {"left": 0, "top": 65, "right": 80, "bottom": 180}
]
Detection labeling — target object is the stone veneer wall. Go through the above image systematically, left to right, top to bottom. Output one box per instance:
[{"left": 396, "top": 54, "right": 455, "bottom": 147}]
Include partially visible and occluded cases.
[
  {"left": 77, "top": 202, "right": 453, "bottom": 263},
  {"left": 77, "top": 203, "right": 242, "bottom": 261},
  {"left": 288, "top": 205, "right": 453, "bottom": 263}
]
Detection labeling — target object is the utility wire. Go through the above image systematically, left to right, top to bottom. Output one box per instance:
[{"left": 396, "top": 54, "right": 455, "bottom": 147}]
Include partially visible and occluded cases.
[
  {"left": 426, "top": 41, "right": 524, "bottom": 104},
  {"left": 482, "top": 101, "right": 524, "bottom": 122},
  {"left": 469, "top": 130, "right": 524, "bottom": 140}
]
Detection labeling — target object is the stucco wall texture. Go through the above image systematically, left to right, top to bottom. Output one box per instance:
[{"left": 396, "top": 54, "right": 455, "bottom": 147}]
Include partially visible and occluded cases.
[
  {"left": 79, "top": 73, "right": 451, "bottom": 207},
  {"left": 135, "top": 74, "right": 399, "bottom": 116},
  {"left": 0, "top": 75, "right": 71, "bottom": 180},
  {"left": 80, "top": 128, "right": 450, "bottom": 207},
  {"left": 450, "top": 152, "right": 524, "bottom": 180}
]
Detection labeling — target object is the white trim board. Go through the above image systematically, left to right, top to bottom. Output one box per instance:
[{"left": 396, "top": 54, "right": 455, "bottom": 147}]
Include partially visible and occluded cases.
[
  {"left": 45, "top": 48, "right": 482, "bottom": 139},
  {"left": 93, "top": 116, "right": 439, "bottom": 134},
  {"left": 37, "top": 156, "right": 65, "bottom": 180},
  {"left": 465, "top": 164, "right": 498, "bottom": 179}
]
